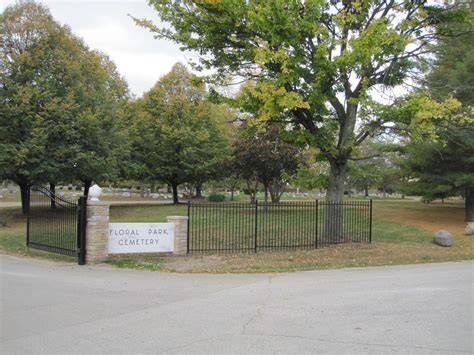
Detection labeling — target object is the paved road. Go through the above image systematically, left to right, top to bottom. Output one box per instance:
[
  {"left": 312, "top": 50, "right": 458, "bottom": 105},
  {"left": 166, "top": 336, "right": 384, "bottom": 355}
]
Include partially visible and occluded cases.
[{"left": 1, "top": 256, "right": 472, "bottom": 354}]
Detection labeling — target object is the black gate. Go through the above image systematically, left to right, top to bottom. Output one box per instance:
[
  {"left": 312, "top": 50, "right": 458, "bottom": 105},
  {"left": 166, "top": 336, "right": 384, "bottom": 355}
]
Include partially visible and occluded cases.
[{"left": 26, "top": 186, "right": 87, "bottom": 265}]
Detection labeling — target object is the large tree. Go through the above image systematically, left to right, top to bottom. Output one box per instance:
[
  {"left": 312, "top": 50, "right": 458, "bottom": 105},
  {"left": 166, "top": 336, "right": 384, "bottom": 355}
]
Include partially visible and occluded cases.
[
  {"left": 0, "top": 0, "right": 129, "bottom": 211},
  {"left": 134, "top": 0, "right": 468, "bottom": 203},
  {"left": 138, "top": 63, "right": 229, "bottom": 203},
  {"left": 401, "top": 123, "right": 474, "bottom": 221}
]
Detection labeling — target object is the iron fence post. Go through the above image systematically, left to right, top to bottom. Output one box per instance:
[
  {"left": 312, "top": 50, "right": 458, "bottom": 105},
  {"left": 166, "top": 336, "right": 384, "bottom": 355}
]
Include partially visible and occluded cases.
[
  {"left": 26, "top": 187, "right": 30, "bottom": 247},
  {"left": 77, "top": 196, "right": 87, "bottom": 265},
  {"left": 315, "top": 199, "right": 319, "bottom": 248},
  {"left": 369, "top": 199, "right": 373, "bottom": 243},
  {"left": 187, "top": 200, "right": 191, "bottom": 254},
  {"left": 254, "top": 200, "right": 258, "bottom": 253}
]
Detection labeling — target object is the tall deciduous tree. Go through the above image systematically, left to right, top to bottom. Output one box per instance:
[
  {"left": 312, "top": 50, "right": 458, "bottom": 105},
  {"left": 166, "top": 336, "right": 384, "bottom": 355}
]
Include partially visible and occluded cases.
[
  {"left": 0, "top": 0, "right": 129, "bottom": 212},
  {"left": 1, "top": 0, "right": 73, "bottom": 212},
  {"left": 134, "top": 0, "right": 468, "bottom": 203},
  {"left": 139, "top": 63, "right": 229, "bottom": 203}
]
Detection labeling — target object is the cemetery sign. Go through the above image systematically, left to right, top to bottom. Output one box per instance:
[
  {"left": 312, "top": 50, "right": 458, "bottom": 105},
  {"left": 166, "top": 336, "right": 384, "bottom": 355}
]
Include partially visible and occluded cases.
[{"left": 108, "top": 223, "right": 174, "bottom": 253}]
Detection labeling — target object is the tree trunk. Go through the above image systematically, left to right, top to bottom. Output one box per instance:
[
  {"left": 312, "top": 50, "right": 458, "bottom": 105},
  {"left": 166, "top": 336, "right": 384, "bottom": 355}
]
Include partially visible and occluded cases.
[
  {"left": 324, "top": 159, "right": 347, "bottom": 242},
  {"left": 326, "top": 160, "right": 346, "bottom": 202},
  {"left": 83, "top": 180, "right": 92, "bottom": 198},
  {"left": 140, "top": 180, "right": 145, "bottom": 198},
  {"left": 246, "top": 180, "right": 257, "bottom": 204},
  {"left": 19, "top": 182, "right": 29, "bottom": 215},
  {"left": 172, "top": 182, "right": 179, "bottom": 204},
  {"left": 269, "top": 182, "right": 282, "bottom": 203},
  {"left": 49, "top": 183, "right": 56, "bottom": 209},
  {"left": 264, "top": 183, "right": 269, "bottom": 204},
  {"left": 364, "top": 184, "right": 369, "bottom": 197},
  {"left": 195, "top": 185, "right": 202, "bottom": 198},
  {"left": 466, "top": 186, "right": 473, "bottom": 222},
  {"left": 230, "top": 188, "right": 234, "bottom": 201}
]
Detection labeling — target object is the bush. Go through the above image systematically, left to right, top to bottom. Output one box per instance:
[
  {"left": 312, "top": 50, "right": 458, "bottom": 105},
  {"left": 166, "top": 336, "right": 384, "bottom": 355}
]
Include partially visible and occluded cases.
[{"left": 208, "top": 193, "right": 226, "bottom": 202}]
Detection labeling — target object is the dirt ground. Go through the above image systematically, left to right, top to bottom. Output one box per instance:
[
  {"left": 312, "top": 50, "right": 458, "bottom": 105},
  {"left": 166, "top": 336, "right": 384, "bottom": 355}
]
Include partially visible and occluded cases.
[{"left": 374, "top": 200, "right": 467, "bottom": 236}]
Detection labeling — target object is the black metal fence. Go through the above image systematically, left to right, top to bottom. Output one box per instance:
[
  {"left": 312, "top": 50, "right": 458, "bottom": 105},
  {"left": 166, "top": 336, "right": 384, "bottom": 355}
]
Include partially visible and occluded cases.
[
  {"left": 27, "top": 186, "right": 87, "bottom": 264},
  {"left": 188, "top": 200, "right": 372, "bottom": 253}
]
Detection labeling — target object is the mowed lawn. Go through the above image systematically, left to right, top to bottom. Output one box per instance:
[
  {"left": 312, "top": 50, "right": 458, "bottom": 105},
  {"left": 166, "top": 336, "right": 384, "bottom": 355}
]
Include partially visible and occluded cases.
[{"left": 0, "top": 199, "right": 472, "bottom": 272}]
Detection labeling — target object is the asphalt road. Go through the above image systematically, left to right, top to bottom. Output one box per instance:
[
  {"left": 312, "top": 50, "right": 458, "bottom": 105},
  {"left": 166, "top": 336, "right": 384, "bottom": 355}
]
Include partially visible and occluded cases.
[{"left": 1, "top": 255, "right": 472, "bottom": 354}]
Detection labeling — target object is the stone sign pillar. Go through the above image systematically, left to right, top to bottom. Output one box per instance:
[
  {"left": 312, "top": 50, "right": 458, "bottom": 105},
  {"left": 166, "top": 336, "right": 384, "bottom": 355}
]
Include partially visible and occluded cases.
[
  {"left": 85, "top": 185, "right": 110, "bottom": 264},
  {"left": 166, "top": 216, "right": 189, "bottom": 255}
]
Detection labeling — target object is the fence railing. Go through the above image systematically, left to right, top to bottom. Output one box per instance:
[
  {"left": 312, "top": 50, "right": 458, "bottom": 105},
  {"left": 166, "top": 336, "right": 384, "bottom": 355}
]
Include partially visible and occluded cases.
[{"left": 188, "top": 200, "right": 372, "bottom": 253}]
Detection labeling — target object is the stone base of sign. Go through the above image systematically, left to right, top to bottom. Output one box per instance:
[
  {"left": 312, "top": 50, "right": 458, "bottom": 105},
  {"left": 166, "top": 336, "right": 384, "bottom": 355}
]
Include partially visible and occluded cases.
[
  {"left": 83, "top": 200, "right": 188, "bottom": 263},
  {"left": 85, "top": 200, "right": 110, "bottom": 264},
  {"left": 166, "top": 216, "right": 188, "bottom": 255}
]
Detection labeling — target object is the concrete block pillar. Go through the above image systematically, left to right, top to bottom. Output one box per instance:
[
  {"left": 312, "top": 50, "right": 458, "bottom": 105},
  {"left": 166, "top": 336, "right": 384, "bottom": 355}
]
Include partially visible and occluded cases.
[
  {"left": 85, "top": 200, "right": 110, "bottom": 264},
  {"left": 166, "top": 216, "right": 188, "bottom": 255}
]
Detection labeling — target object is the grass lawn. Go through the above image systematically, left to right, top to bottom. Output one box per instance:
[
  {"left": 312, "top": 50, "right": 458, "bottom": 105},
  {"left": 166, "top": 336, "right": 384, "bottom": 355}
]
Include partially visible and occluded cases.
[{"left": 1, "top": 198, "right": 472, "bottom": 272}]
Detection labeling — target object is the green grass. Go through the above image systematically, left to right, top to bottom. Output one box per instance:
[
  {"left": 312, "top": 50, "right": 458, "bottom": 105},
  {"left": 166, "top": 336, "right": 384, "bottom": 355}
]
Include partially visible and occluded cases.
[
  {"left": 110, "top": 204, "right": 187, "bottom": 222},
  {"left": 372, "top": 217, "right": 432, "bottom": 244},
  {"left": 107, "top": 255, "right": 166, "bottom": 270}
]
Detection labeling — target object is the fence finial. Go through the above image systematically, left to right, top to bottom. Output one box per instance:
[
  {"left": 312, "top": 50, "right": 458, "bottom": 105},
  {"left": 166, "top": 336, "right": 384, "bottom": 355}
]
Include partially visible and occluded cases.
[{"left": 89, "top": 184, "right": 102, "bottom": 201}]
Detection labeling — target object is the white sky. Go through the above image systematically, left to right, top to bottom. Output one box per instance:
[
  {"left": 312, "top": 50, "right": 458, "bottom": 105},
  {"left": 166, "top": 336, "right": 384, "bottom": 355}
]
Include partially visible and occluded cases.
[{"left": 1, "top": 0, "right": 191, "bottom": 97}]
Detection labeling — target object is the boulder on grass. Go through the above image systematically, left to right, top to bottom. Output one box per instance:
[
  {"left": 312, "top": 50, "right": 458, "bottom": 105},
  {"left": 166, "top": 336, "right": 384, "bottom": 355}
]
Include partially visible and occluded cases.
[
  {"left": 465, "top": 222, "right": 474, "bottom": 235},
  {"left": 432, "top": 230, "right": 454, "bottom": 247}
]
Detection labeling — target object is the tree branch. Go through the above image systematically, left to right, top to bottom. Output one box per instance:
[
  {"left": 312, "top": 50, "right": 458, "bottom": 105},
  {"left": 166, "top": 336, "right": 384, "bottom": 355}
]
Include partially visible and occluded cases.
[{"left": 349, "top": 154, "right": 381, "bottom": 161}]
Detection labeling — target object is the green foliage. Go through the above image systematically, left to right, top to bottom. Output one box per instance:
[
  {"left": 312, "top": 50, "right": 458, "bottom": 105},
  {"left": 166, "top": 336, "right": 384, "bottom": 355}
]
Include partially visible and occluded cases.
[
  {"left": 0, "top": 0, "right": 129, "bottom": 192},
  {"left": 426, "top": 4, "right": 474, "bottom": 107},
  {"left": 130, "top": 63, "right": 230, "bottom": 202},
  {"left": 400, "top": 120, "right": 474, "bottom": 222},
  {"left": 401, "top": 123, "right": 474, "bottom": 200},
  {"left": 232, "top": 125, "right": 301, "bottom": 203},
  {"left": 292, "top": 149, "right": 329, "bottom": 190},
  {"left": 208, "top": 193, "right": 226, "bottom": 202}
]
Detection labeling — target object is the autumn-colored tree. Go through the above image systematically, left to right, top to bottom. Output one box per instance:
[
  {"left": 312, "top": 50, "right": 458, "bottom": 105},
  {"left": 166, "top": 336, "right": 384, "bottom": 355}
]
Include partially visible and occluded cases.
[{"left": 135, "top": 0, "right": 468, "bottom": 203}]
